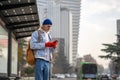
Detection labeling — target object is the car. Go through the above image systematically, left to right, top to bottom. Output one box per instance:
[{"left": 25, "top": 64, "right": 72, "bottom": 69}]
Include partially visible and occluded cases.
[
  {"left": 65, "top": 73, "right": 71, "bottom": 78},
  {"left": 70, "top": 73, "right": 77, "bottom": 78},
  {"left": 51, "top": 74, "right": 57, "bottom": 78},
  {"left": 55, "top": 74, "right": 65, "bottom": 79}
]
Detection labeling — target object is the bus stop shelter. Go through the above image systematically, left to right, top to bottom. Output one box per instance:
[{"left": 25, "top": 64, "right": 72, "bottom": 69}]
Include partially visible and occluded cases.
[{"left": 0, "top": 0, "right": 39, "bottom": 79}]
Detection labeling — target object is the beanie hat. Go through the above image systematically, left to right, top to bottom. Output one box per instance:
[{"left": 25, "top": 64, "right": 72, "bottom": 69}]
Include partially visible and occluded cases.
[{"left": 42, "top": 19, "right": 52, "bottom": 25}]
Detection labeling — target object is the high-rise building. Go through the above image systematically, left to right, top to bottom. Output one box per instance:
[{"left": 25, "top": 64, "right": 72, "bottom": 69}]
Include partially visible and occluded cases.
[
  {"left": 37, "top": 0, "right": 81, "bottom": 66},
  {"left": 61, "top": 0, "right": 81, "bottom": 65},
  {"left": 60, "top": 7, "right": 73, "bottom": 64},
  {"left": 117, "top": 20, "right": 120, "bottom": 35}
]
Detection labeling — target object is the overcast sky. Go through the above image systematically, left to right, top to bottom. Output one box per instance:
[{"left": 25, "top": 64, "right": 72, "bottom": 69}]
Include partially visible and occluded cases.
[{"left": 78, "top": 0, "right": 120, "bottom": 68}]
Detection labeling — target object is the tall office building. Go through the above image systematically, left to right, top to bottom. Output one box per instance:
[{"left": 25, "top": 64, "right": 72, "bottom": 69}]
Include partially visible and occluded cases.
[
  {"left": 37, "top": 0, "right": 81, "bottom": 65},
  {"left": 61, "top": 0, "right": 81, "bottom": 65},
  {"left": 60, "top": 7, "right": 73, "bottom": 64},
  {"left": 117, "top": 20, "right": 120, "bottom": 35}
]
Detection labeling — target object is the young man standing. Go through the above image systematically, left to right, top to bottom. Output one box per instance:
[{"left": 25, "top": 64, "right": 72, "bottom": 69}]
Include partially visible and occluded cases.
[{"left": 30, "top": 19, "right": 58, "bottom": 80}]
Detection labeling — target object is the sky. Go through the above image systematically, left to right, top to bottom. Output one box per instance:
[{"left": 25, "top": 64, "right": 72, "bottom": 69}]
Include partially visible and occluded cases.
[{"left": 78, "top": 0, "right": 120, "bottom": 68}]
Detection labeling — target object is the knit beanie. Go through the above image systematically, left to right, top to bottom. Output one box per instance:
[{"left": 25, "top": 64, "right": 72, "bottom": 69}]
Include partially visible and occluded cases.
[{"left": 42, "top": 19, "right": 52, "bottom": 25}]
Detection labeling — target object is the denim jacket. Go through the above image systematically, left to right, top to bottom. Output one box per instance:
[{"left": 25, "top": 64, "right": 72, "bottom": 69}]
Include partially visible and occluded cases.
[{"left": 30, "top": 30, "right": 55, "bottom": 61}]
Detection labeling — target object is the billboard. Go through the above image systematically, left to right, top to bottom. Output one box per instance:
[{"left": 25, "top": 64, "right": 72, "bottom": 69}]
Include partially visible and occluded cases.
[
  {"left": 0, "top": 25, "right": 8, "bottom": 76},
  {"left": 11, "top": 37, "right": 18, "bottom": 75}
]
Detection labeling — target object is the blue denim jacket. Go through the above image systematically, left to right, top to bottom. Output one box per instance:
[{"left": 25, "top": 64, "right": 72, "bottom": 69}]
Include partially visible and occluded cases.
[{"left": 30, "top": 30, "right": 55, "bottom": 61}]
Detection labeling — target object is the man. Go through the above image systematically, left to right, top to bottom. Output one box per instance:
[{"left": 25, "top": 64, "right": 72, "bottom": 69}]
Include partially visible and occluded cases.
[{"left": 30, "top": 19, "right": 58, "bottom": 80}]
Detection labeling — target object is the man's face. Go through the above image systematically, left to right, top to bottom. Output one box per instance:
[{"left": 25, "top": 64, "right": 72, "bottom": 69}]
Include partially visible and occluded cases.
[{"left": 43, "top": 24, "right": 51, "bottom": 32}]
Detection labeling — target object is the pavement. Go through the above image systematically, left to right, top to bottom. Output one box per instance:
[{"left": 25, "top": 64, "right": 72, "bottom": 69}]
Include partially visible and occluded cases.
[
  {"left": 19, "top": 77, "right": 76, "bottom": 80},
  {"left": 51, "top": 78, "right": 76, "bottom": 80}
]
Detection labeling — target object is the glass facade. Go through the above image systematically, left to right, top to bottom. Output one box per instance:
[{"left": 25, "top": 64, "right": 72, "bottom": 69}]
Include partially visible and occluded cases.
[
  {"left": 0, "top": 25, "right": 8, "bottom": 76},
  {"left": 0, "top": 25, "right": 18, "bottom": 76},
  {"left": 11, "top": 37, "right": 18, "bottom": 75}
]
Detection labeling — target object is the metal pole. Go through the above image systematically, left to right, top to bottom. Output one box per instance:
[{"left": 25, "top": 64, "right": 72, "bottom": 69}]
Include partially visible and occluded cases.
[{"left": 7, "top": 30, "right": 12, "bottom": 77}]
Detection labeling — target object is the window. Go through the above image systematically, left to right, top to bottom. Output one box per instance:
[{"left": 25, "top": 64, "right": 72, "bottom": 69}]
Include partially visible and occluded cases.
[
  {"left": 0, "top": 25, "right": 8, "bottom": 75},
  {"left": 82, "top": 64, "right": 97, "bottom": 74}
]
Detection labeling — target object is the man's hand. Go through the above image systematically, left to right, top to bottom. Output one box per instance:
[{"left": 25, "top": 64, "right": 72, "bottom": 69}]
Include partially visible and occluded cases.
[
  {"left": 45, "top": 40, "right": 58, "bottom": 48},
  {"left": 52, "top": 40, "right": 58, "bottom": 48},
  {"left": 45, "top": 42, "right": 53, "bottom": 47}
]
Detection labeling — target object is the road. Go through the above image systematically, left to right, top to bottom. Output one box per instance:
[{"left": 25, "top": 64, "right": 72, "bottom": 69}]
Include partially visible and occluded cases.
[
  {"left": 20, "top": 77, "right": 76, "bottom": 80},
  {"left": 51, "top": 78, "right": 76, "bottom": 80}
]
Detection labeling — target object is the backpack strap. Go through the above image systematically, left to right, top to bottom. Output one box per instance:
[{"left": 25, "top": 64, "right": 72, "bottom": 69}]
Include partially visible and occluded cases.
[{"left": 38, "top": 30, "right": 40, "bottom": 42}]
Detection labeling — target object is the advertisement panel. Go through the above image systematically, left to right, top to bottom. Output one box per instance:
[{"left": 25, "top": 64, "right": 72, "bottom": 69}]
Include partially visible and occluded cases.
[
  {"left": 0, "top": 25, "right": 8, "bottom": 76},
  {"left": 11, "top": 37, "right": 18, "bottom": 75}
]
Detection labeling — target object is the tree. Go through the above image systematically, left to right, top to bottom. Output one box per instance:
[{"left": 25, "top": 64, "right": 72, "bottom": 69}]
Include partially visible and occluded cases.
[
  {"left": 99, "top": 35, "right": 120, "bottom": 74},
  {"left": 18, "top": 38, "right": 29, "bottom": 76},
  {"left": 52, "top": 38, "right": 72, "bottom": 73},
  {"left": 99, "top": 42, "right": 120, "bottom": 63},
  {"left": 53, "top": 51, "right": 71, "bottom": 73},
  {"left": 24, "top": 66, "right": 34, "bottom": 76}
]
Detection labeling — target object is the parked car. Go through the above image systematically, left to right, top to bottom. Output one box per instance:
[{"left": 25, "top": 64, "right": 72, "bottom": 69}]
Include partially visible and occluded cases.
[
  {"left": 65, "top": 73, "right": 71, "bottom": 78},
  {"left": 70, "top": 73, "right": 77, "bottom": 78},
  {"left": 51, "top": 74, "right": 57, "bottom": 78},
  {"left": 55, "top": 74, "right": 65, "bottom": 79}
]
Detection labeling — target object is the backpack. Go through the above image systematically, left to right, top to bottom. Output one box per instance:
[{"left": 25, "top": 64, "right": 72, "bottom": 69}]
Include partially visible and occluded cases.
[{"left": 26, "top": 31, "right": 40, "bottom": 66}]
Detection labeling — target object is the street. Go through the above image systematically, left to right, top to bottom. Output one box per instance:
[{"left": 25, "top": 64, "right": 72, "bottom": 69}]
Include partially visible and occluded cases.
[
  {"left": 19, "top": 77, "right": 76, "bottom": 80},
  {"left": 51, "top": 78, "right": 76, "bottom": 80}
]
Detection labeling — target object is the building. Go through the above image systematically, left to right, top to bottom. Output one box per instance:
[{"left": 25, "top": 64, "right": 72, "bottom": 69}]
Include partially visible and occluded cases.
[
  {"left": 37, "top": 0, "right": 81, "bottom": 66},
  {"left": 61, "top": 0, "right": 81, "bottom": 65},
  {"left": 60, "top": 7, "right": 73, "bottom": 64},
  {"left": 116, "top": 20, "right": 120, "bottom": 74},
  {"left": 117, "top": 20, "right": 120, "bottom": 37}
]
